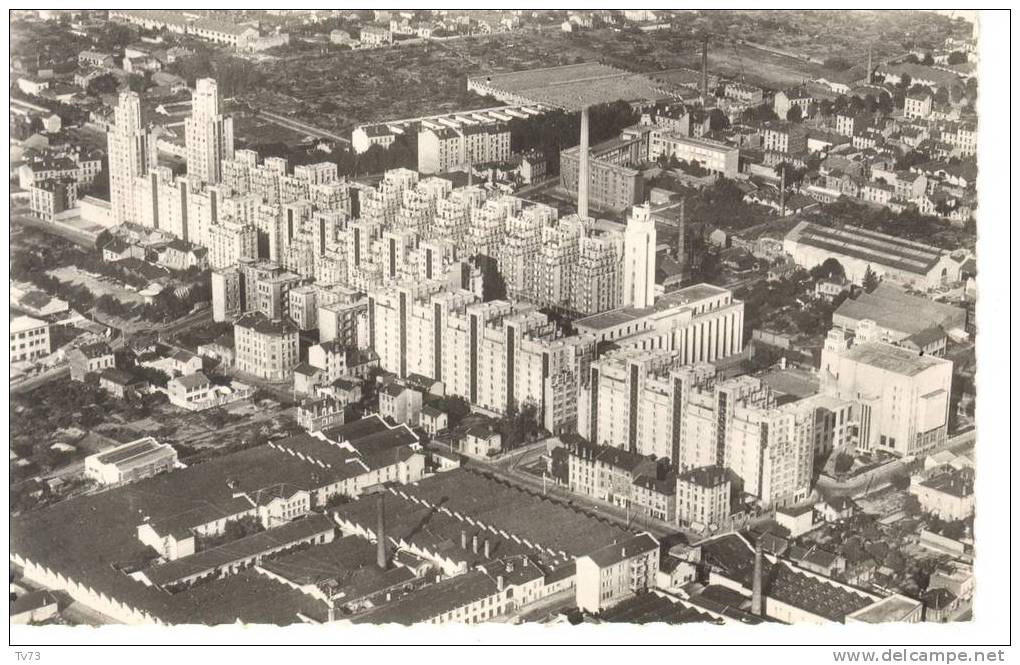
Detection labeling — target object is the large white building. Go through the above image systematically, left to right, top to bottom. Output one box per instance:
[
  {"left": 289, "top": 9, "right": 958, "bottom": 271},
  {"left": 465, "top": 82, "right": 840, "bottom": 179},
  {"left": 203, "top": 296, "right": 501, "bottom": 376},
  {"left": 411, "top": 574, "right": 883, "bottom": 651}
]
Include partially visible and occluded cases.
[
  {"left": 185, "top": 78, "right": 234, "bottom": 184},
  {"left": 10, "top": 315, "right": 50, "bottom": 364},
  {"left": 821, "top": 329, "right": 953, "bottom": 457}
]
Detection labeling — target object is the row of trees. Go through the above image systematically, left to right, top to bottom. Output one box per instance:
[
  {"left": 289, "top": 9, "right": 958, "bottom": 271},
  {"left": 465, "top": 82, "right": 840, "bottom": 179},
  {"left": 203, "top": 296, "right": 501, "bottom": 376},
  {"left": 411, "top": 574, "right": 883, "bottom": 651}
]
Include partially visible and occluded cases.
[{"left": 507, "top": 100, "right": 639, "bottom": 176}]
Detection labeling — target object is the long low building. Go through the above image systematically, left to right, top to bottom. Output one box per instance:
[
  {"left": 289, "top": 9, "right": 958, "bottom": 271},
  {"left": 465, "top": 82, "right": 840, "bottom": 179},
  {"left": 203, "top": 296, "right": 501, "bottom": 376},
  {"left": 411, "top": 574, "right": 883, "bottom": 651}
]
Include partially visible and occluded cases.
[
  {"left": 351, "top": 104, "right": 551, "bottom": 155},
  {"left": 783, "top": 221, "right": 962, "bottom": 291}
]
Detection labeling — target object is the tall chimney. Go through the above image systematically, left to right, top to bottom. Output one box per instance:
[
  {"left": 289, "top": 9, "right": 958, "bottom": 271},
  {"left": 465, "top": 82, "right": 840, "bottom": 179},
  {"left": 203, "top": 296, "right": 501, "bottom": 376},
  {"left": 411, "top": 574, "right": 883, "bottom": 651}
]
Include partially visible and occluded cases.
[
  {"left": 701, "top": 37, "right": 709, "bottom": 98},
  {"left": 866, "top": 45, "right": 873, "bottom": 85},
  {"left": 577, "top": 105, "right": 590, "bottom": 219},
  {"left": 376, "top": 493, "right": 387, "bottom": 570},
  {"left": 751, "top": 539, "right": 764, "bottom": 617}
]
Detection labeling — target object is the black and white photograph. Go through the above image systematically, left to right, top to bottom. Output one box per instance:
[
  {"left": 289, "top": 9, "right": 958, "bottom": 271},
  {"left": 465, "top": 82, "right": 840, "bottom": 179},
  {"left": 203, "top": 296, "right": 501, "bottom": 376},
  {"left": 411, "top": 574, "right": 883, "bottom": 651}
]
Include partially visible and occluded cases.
[{"left": 6, "top": 4, "right": 1013, "bottom": 658}]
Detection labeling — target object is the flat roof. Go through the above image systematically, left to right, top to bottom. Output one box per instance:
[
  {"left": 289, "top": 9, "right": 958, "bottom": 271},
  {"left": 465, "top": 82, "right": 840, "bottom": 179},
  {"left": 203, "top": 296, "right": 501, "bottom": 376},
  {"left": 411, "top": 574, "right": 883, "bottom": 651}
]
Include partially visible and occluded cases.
[
  {"left": 575, "top": 283, "right": 729, "bottom": 331},
  {"left": 834, "top": 283, "right": 965, "bottom": 335},
  {"left": 844, "top": 341, "right": 951, "bottom": 377},
  {"left": 845, "top": 594, "right": 921, "bottom": 623}
]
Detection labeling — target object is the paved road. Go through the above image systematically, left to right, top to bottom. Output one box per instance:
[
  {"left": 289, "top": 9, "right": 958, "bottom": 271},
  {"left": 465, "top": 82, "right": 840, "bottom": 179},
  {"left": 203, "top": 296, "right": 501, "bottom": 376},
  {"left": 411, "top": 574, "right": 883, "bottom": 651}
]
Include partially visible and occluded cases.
[{"left": 256, "top": 110, "right": 350, "bottom": 144}]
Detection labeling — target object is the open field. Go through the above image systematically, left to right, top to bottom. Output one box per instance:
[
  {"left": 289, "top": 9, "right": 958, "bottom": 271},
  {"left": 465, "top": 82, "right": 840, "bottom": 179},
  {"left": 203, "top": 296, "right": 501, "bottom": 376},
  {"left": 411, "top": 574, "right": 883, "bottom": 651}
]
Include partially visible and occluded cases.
[
  {"left": 674, "top": 41, "right": 840, "bottom": 89},
  {"left": 232, "top": 112, "right": 310, "bottom": 148}
]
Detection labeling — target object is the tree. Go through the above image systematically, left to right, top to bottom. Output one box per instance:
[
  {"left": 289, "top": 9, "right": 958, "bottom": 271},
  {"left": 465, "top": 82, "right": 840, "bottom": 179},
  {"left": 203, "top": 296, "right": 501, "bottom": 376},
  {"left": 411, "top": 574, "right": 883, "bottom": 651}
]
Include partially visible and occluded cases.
[
  {"left": 947, "top": 51, "right": 968, "bottom": 66},
  {"left": 86, "top": 73, "right": 120, "bottom": 96},
  {"left": 126, "top": 73, "right": 148, "bottom": 94},
  {"left": 786, "top": 105, "right": 803, "bottom": 123},
  {"left": 811, "top": 258, "right": 846, "bottom": 282},
  {"left": 862, "top": 265, "right": 880, "bottom": 292},
  {"left": 833, "top": 453, "right": 855, "bottom": 475},
  {"left": 891, "top": 473, "right": 911, "bottom": 491}
]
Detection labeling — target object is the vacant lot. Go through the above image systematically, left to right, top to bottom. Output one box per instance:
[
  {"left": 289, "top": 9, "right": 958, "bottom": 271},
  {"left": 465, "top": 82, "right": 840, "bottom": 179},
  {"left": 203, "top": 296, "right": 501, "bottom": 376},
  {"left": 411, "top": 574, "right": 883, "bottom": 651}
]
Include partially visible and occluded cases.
[{"left": 48, "top": 265, "right": 144, "bottom": 305}]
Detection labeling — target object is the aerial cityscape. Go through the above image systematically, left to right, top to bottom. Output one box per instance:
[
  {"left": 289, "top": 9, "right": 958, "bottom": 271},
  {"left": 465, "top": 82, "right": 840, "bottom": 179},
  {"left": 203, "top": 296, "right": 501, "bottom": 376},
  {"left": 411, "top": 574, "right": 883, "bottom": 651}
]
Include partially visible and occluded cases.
[{"left": 11, "top": 9, "right": 984, "bottom": 633}]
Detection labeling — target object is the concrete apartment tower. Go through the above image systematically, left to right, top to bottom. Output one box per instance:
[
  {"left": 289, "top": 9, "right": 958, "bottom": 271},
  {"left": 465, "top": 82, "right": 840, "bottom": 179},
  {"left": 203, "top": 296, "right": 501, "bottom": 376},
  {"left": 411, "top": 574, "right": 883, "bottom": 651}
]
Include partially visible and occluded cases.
[
  {"left": 186, "top": 78, "right": 235, "bottom": 184},
  {"left": 107, "top": 90, "right": 155, "bottom": 225},
  {"left": 577, "top": 105, "right": 590, "bottom": 219},
  {"left": 623, "top": 203, "right": 657, "bottom": 309}
]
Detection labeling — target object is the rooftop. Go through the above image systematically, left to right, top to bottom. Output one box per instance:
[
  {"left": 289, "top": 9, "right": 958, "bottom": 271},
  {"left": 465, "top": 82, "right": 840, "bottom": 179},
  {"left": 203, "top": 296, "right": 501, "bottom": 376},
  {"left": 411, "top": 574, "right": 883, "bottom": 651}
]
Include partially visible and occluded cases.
[
  {"left": 787, "top": 221, "right": 949, "bottom": 276},
  {"left": 834, "top": 283, "right": 965, "bottom": 335},
  {"left": 234, "top": 311, "right": 298, "bottom": 337},
  {"left": 844, "top": 341, "right": 951, "bottom": 377},
  {"left": 679, "top": 465, "right": 729, "bottom": 489},
  {"left": 583, "top": 533, "right": 658, "bottom": 568},
  {"left": 699, "top": 534, "right": 877, "bottom": 623},
  {"left": 597, "top": 591, "right": 719, "bottom": 625},
  {"left": 845, "top": 594, "right": 922, "bottom": 623}
]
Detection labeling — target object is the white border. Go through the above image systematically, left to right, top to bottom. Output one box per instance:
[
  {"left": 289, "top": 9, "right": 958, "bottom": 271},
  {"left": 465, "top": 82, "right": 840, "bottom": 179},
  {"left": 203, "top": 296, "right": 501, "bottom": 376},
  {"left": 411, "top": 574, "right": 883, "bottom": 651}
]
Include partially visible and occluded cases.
[{"left": 5, "top": 1, "right": 1014, "bottom": 658}]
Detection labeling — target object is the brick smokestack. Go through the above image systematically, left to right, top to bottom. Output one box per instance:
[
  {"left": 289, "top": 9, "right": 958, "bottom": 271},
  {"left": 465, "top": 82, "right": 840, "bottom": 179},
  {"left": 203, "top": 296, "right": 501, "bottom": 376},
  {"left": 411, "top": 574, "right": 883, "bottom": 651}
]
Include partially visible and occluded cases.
[
  {"left": 578, "top": 105, "right": 590, "bottom": 219},
  {"left": 376, "top": 492, "right": 387, "bottom": 570},
  {"left": 751, "top": 538, "right": 764, "bottom": 616}
]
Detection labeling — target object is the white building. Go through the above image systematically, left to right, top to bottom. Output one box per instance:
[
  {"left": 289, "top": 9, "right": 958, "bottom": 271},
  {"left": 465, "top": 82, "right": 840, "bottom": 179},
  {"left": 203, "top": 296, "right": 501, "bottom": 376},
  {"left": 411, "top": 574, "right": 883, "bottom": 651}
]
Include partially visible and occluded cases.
[
  {"left": 10, "top": 315, "right": 50, "bottom": 363},
  {"left": 821, "top": 330, "right": 953, "bottom": 457},
  {"left": 83, "top": 437, "right": 178, "bottom": 486},
  {"left": 575, "top": 533, "right": 659, "bottom": 613}
]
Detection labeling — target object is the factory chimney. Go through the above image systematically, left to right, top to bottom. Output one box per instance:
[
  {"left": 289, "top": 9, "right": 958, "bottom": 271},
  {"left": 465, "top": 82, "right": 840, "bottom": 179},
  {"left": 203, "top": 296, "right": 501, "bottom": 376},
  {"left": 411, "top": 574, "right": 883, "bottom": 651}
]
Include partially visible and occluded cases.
[
  {"left": 701, "top": 37, "right": 709, "bottom": 98},
  {"left": 866, "top": 45, "right": 873, "bottom": 85},
  {"left": 577, "top": 105, "right": 590, "bottom": 219},
  {"left": 376, "top": 492, "right": 387, "bottom": 570},
  {"left": 751, "top": 539, "right": 765, "bottom": 617}
]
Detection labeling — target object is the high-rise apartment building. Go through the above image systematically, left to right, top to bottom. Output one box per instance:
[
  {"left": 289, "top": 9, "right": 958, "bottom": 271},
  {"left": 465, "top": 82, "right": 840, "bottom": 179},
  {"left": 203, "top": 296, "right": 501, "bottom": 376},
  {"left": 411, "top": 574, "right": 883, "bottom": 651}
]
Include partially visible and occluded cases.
[
  {"left": 185, "top": 78, "right": 234, "bottom": 184},
  {"left": 107, "top": 91, "right": 156, "bottom": 225}
]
